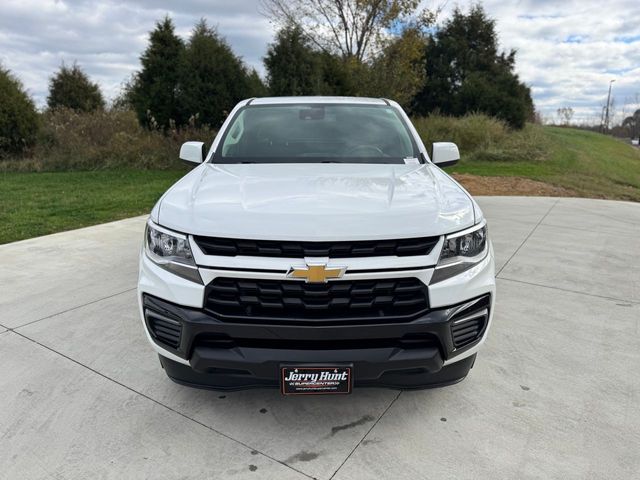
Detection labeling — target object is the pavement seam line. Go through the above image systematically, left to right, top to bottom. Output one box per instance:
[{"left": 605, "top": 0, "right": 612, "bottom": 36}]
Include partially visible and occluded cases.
[
  {"left": 496, "top": 199, "right": 559, "bottom": 276},
  {"left": 497, "top": 277, "right": 640, "bottom": 304},
  {"left": 11, "top": 287, "right": 137, "bottom": 331},
  {"left": 9, "top": 330, "right": 316, "bottom": 480},
  {"left": 329, "top": 390, "right": 403, "bottom": 480}
]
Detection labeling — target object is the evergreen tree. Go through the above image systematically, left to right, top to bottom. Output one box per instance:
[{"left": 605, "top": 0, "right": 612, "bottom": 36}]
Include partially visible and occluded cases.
[
  {"left": 413, "top": 5, "right": 533, "bottom": 128},
  {"left": 129, "top": 16, "right": 185, "bottom": 129},
  {"left": 181, "top": 19, "right": 254, "bottom": 127},
  {"left": 264, "top": 24, "right": 325, "bottom": 96},
  {"left": 316, "top": 52, "right": 356, "bottom": 96},
  {"left": 47, "top": 63, "right": 105, "bottom": 112},
  {"left": 0, "top": 65, "right": 39, "bottom": 154},
  {"left": 245, "top": 68, "right": 268, "bottom": 98}
]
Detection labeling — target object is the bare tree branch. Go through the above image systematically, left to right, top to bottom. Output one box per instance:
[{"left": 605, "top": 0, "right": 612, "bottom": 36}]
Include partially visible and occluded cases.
[{"left": 260, "top": 0, "right": 428, "bottom": 62}]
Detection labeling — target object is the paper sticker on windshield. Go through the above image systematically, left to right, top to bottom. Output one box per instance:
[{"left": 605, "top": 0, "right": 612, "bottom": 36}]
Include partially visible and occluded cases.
[{"left": 404, "top": 157, "right": 420, "bottom": 165}]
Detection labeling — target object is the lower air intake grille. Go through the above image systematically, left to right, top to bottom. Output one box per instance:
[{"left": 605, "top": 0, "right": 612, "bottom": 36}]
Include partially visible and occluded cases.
[
  {"left": 204, "top": 277, "right": 430, "bottom": 324},
  {"left": 450, "top": 295, "right": 490, "bottom": 349},
  {"left": 146, "top": 311, "right": 182, "bottom": 349}
]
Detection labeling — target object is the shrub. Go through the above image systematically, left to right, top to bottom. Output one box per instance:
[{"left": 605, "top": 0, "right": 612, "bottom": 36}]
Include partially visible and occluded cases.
[
  {"left": 47, "top": 63, "right": 105, "bottom": 112},
  {"left": 0, "top": 66, "right": 39, "bottom": 155},
  {"left": 0, "top": 108, "right": 216, "bottom": 172},
  {"left": 0, "top": 109, "right": 547, "bottom": 172},
  {"left": 413, "top": 113, "right": 548, "bottom": 163},
  {"left": 413, "top": 113, "right": 508, "bottom": 153},
  {"left": 470, "top": 124, "right": 549, "bottom": 163}
]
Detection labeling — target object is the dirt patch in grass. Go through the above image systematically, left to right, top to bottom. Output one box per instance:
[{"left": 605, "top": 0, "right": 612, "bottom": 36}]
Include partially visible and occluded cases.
[{"left": 453, "top": 174, "right": 577, "bottom": 197}]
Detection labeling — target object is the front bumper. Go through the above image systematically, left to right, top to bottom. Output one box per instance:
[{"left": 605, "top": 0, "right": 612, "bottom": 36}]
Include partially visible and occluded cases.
[
  {"left": 138, "top": 242, "right": 495, "bottom": 390},
  {"left": 141, "top": 289, "right": 491, "bottom": 390},
  {"left": 160, "top": 351, "right": 477, "bottom": 391}
]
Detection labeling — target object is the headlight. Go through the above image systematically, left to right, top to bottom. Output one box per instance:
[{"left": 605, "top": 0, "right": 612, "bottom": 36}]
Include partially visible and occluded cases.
[
  {"left": 431, "top": 220, "right": 488, "bottom": 283},
  {"left": 144, "top": 221, "right": 202, "bottom": 283}
]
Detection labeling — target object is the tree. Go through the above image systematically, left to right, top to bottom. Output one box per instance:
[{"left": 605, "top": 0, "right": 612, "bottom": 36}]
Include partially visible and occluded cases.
[
  {"left": 261, "top": 0, "right": 429, "bottom": 62},
  {"left": 262, "top": 1, "right": 437, "bottom": 104},
  {"left": 412, "top": 5, "right": 533, "bottom": 129},
  {"left": 129, "top": 17, "right": 185, "bottom": 130},
  {"left": 181, "top": 19, "right": 257, "bottom": 127},
  {"left": 264, "top": 20, "right": 430, "bottom": 105},
  {"left": 264, "top": 24, "right": 325, "bottom": 95},
  {"left": 363, "top": 26, "right": 427, "bottom": 108},
  {"left": 316, "top": 51, "right": 357, "bottom": 96},
  {"left": 47, "top": 63, "right": 105, "bottom": 112},
  {"left": 0, "top": 65, "right": 39, "bottom": 154},
  {"left": 245, "top": 69, "right": 268, "bottom": 98},
  {"left": 557, "top": 107, "right": 574, "bottom": 126},
  {"left": 622, "top": 109, "right": 640, "bottom": 139}
]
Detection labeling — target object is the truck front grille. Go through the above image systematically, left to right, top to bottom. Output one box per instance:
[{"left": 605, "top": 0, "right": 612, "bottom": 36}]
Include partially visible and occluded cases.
[
  {"left": 193, "top": 236, "right": 439, "bottom": 258},
  {"left": 204, "top": 277, "right": 430, "bottom": 324}
]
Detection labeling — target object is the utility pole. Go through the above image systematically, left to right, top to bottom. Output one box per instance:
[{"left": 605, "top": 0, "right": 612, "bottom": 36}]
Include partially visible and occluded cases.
[{"left": 604, "top": 79, "right": 615, "bottom": 133}]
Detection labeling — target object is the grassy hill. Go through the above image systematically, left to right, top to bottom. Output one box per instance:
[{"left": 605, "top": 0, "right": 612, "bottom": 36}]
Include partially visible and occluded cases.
[{"left": 443, "top": 125, "right": 640, "bottom": 201}]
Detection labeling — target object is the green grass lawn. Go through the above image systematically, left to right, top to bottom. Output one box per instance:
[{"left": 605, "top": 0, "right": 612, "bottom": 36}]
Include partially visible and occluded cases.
[
  {"left": 450, "top": 127, "right": 640, "bottom": 201},
  {"left": 0, "top": 169, "right": 185, "bottom": 244}
]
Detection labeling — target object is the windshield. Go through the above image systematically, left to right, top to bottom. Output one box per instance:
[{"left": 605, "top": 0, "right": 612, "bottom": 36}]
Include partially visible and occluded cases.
[{"left": 214, "top": 103, "right": 419, "bottom": 164}]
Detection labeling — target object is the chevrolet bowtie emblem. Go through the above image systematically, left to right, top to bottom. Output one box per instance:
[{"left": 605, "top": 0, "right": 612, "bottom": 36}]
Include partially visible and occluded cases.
[{"left": 287, "top": 263, "right": 347, "bottom": 283}]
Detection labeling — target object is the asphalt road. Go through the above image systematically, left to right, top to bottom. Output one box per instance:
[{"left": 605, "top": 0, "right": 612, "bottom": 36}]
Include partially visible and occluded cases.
[{"left": 1, "top": 197, "right": 639, "bottom": 480}]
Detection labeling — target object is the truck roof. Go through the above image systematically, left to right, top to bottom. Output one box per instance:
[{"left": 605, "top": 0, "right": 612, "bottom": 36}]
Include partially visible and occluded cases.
[{"left": 249, "top": 96, "right": 388, "bottom": 106}]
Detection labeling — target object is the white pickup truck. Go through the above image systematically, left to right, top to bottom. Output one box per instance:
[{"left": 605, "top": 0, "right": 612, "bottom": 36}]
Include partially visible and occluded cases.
[{"left": 138, "top": 96, "right": 495, "bottom": 395}]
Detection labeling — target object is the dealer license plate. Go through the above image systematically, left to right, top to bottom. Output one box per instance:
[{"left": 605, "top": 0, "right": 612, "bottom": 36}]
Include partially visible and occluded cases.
[{"left": 280, "top": 365, "right": 352, "bottom": 395}]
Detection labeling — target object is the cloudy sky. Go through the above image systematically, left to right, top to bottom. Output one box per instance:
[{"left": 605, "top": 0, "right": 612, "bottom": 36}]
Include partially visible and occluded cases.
[{"left": 1, "top": 0, "right": 639, "bottom": 124}]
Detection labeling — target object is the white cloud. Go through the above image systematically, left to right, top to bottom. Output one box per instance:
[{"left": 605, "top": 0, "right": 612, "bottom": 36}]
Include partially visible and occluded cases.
[
  {"left": 0, "top": 0, "right": 639, "bottom": 124},
  {"left": 0, "top": 0, "right": 273, "bottom": 106},
  {"left": 434, "top": 0, "right": 640, "bottom": 123}
]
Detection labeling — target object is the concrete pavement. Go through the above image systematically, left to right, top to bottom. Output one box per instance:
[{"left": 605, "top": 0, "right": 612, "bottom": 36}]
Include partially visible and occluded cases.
[{"left": 1, "top": 197, "right": 639, "bottom": 479}]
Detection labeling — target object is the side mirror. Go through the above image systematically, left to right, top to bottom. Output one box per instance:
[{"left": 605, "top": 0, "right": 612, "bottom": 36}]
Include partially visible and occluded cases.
[
  {"left": 179, "top": 141, "right": 206, "bottom": 166},
  {"left": 431, "top": 142, "right": 460, "bottom": 167}
]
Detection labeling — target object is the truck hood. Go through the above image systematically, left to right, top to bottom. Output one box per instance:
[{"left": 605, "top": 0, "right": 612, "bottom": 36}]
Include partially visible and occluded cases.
[{"left": 156, "top": 163, "right": 475, "bottom": 240}]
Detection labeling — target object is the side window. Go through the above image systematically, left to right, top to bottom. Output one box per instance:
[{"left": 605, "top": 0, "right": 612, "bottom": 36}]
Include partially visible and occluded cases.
[{"left": 222, "top": 111, "right": 245, "bottom": 156}]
